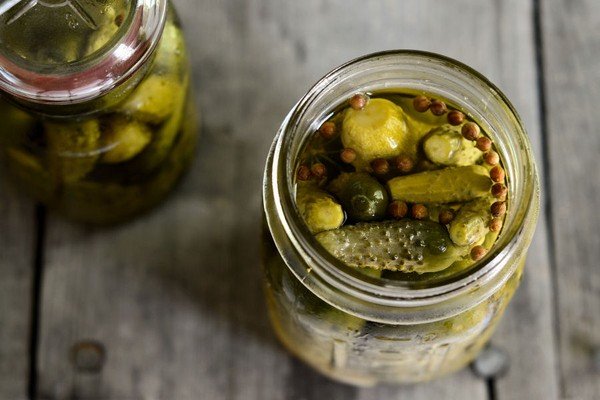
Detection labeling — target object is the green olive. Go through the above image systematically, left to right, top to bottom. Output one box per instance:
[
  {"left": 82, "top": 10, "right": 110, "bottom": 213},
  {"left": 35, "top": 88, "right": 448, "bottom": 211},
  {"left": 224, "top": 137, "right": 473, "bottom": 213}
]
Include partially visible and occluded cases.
[{"left": 329, "top": 172, "right": 389, "bottom": 222}]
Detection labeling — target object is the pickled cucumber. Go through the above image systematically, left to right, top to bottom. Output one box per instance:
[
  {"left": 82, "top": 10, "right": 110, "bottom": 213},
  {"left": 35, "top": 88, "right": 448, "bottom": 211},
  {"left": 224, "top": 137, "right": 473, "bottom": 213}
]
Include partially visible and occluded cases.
[
  {"left": 153, "top": 23, "right": 186, "bottom": 75},
  {"left": 121, "top": 75, "right": 182, "bottom": 124},
  {"left": 341, "top": 98, "right": 411, "bottom": 167},
  {"left": 101, "top": 115, "right": 152, "bottom": 164},
  {"left": 45, "top": 119, "right": 101, "bottom": 183},
  {"left": 423, "top": 125, "right": 482, "bottom": 166},
  {"left": 387, "top": 165, "right": 492, "bottom": 204},
  {"left": 328, "top": 172, "right": 388, "bottom": 222},
  {"left": 297, "top": 183, "right": 345, "bottom": 234},
  {"left": 449, "top": 197, "right": 493, "bottom": 246},
  {"left": 316, "top": 220, "right": 467, "bottom": 273}
]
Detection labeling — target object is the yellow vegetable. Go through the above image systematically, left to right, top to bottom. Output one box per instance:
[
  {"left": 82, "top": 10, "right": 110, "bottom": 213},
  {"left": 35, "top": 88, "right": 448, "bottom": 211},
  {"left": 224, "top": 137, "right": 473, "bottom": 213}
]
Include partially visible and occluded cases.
[
  {"left": 121, "top": 75, "right": 182, "bottom": 124},
  {"left": 341, "top": 98, "right": 411, "bottom": 167},
  {"left": 101, "top": 115, "right": 152, "bottom": 164},
  {"left": 45, "top": 119, "right": 101, "bottom": 182},
  {"left": 387, "top": 165, "right": 492, "bottom": 204},
  {"left": 296, "top": 183, "right": 344, "bottom": 234}
]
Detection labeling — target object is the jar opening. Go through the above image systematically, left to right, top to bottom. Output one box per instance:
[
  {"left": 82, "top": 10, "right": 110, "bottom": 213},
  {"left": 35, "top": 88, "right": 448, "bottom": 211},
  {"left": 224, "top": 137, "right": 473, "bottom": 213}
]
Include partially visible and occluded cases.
[
  {"left": 0, "top": 0, "right": 167, "bottom": 105},
  {"left": 264, "top": 50, "right": 540, "bottom": 322}
]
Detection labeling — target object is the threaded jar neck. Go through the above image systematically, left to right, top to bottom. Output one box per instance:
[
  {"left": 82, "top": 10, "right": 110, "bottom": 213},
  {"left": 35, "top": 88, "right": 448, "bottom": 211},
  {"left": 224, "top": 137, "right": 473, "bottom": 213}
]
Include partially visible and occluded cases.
[
  {"left": 0, "top": 0, "right": 167, "bottom": 106},
  {"left": 264, "top": 50, "right": 540, "bottom": 324}
]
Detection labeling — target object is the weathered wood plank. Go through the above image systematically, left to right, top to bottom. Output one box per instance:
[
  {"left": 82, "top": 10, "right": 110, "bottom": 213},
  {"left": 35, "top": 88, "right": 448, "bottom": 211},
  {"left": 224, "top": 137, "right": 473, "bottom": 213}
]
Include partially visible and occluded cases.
[
  {"left": 35, "top": 0, "right": 553, "bottom": 399},
  {"left": 542, "top": 0, "right": 600, "bottom": 398},
  {"left": 484, "top": 1, "right": 560, "bottom": 399},
  {"left": 0, "top": 183, "right": 35, "bottom": 400}
]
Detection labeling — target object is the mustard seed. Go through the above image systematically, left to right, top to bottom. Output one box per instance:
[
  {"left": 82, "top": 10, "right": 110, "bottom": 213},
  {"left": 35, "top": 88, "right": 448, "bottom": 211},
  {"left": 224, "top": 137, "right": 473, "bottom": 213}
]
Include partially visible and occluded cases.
[
  {"left": 349, "top": 93, "right": 368, "bottom": 110},
  {"left": 413, "top": 95, "right": 431, "bottom": 112},
  {"left": 430, "top": 100, "right": 448, "bottom": 116},
  {"left": 447, "top": 110, "right": 465, "bottom": 126},
  {"left": 318, "top": 121, "right": 336, "bottom": 140},
  {"left": 462, "top": 122, "right": 481, "bottom": 141},
  {"left": 476, "top": 136, "right": 492, "bottom": 152},
  {"left": 340, "top": 148, "right": 357, "bottom": 164},
  {"left": 484, "top": 151, "right": 500, "bottom": 166},
  {"left": 371, "top": 158, "right": 390, "bottom": 175},
  {"left": 490, "top": 166, "right": 505, "bottom": 183},
  {"left": 388, "top": 201, "right": 409, "bottom": 219},
  {"left": 491, "top": 201, "right": 507, "bottom": 217},
  {"left": 411, "top": 204, "right": 428, "bottom": 220},
  {"left": 439, "top": 209, "right": 456, "bottom": 225},
  {"left": 489, "top": 218, "right": 503, "bottom": 232},
  {"left": 471, "top": 245, "right": 487, "bottom": 261}
]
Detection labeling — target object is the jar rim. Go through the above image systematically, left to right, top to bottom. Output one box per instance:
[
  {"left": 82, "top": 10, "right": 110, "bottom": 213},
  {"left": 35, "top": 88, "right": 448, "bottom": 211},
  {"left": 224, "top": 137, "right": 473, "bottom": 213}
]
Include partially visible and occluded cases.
[
  {"left": 0, "top": 0, "right": 167, "bottom": 105},
  {"left": 264, "top": 50, "right": 540, "bottom": 321}
]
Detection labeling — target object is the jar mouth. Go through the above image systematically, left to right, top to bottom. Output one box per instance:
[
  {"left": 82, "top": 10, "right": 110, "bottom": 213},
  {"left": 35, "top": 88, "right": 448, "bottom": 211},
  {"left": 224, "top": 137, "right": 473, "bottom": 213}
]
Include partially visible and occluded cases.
[
  {"left": 0, "top": 0, "right": 167, "bottom": 105},
  {"left": 265, "top": 50, "right": 540, "bottom": 319}
]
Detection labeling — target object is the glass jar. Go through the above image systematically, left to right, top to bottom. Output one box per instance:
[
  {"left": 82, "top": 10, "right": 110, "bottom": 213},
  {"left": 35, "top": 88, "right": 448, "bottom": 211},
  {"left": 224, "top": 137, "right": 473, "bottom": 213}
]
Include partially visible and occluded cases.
[
  {"left": 0, "top": 0, "right": 196, "bottom": 224},
  {"left": 262, "top": 51, "right": 540, "bottom": 385}
]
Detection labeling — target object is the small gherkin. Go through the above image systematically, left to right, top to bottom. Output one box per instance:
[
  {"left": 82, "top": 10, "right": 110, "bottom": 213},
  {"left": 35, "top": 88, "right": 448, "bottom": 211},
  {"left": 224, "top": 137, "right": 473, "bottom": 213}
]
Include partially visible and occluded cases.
[{"left": 316, "top": 219, "right": 467, "bottom": 273}]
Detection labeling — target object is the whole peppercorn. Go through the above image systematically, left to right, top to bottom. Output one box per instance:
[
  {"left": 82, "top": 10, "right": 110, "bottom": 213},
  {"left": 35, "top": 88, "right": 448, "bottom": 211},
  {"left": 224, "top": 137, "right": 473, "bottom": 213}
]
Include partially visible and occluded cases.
[
  {"left": 349, "top": 93, "right": 368, "bottom": 110},
  {"left": 413, "top": 95, "right": 431, "bottom": 112},
  {"left": 430, "top": 100, "right": 448, "bottom": 116},
  {"left": 447, "top": 110, "right": 465, "bottom": 126},
  {"left": 318, "top": 121, "right": 336, "bottom": 140},
  {"left": 462, "top": 122, "right": 481, "bottom": 141},
  {"left": 476, "top": 136, "right": 492, "bottom": 152},
  {"left": 340, "top": 148, "right": 357, "bottom": 164},
  {"left": 484, "top": 151, "right": 500, "bottom": 166},
  {"left": 394, "top": 155, "right": 414, "bottom": 173},
  {"left": 371, "top": 158, "right": 390, "bottom": 175},
  {"left": 310, "top": 163, "right": 327, "bottom": 179},
  {"left": 297, "top": 165, "right": 311, "bottom": 181},
  {"left": 490, "top": 166, "right": 505, "bottom": 183},
  {"left": 491, "top": 183, "right": 508, "bottom": 199},
  {"left": 388, "top": 201, "right": 409, "bottom": 219},
  {"left": 491, "top": 201, "right": 507, "bottom": 217},
  {"left": 411, "top": 204, "right": 428, "bottom": 220},
  {"left": 439, "top": 209, "right": 456, "bottom": 225},
  {"left": 489, "top": 218, "right": 503, "bottom": 232},
  {"left": 471, "top": 245, "right": 487, "bottom": 261}
]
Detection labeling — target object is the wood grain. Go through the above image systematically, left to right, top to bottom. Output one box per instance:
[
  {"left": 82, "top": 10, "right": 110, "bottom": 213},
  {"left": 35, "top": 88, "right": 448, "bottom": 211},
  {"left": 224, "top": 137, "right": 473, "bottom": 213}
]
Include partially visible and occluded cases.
[
  {"left": 31, "top": 0, "right": 559, "bottom": 399},
  {"left": 542, "top": 0, "right": 600, "bottom": 398},
  {"left": 484, "top": 1, "right": 560, "bottom": 399},
  {"left": 0, "top": 184, "right": 35, "bottom": 400}
]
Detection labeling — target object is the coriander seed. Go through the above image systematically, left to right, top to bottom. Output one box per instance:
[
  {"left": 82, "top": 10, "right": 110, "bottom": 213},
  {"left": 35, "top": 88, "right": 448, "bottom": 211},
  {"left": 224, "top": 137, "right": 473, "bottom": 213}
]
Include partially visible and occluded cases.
[
  {"left": 349, "top": 93, "right": 368, "bottom": 110},
  {"left": 413, "top": 95, "right": 431, "bottom": 112},
  {"left": 430, "top": 100, "right": 448, "bottom": 116},
  {"left": 447, "top": 110, "right": 465, "bottom": 125},
  {"left": 462, "top": 122, "right": 480, "bottom": 141},
  {"left": 388, "top": 201, "right": 409, "bottom": 219},
  {"left": 411, "top": 204, "right": 428, "bottom": 220}
]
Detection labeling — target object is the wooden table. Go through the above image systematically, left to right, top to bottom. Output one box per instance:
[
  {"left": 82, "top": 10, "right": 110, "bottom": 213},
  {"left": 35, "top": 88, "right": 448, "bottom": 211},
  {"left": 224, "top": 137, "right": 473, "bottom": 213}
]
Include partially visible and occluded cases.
[{"left": 1, "top": 0, "right": 598, "bottom": 399}]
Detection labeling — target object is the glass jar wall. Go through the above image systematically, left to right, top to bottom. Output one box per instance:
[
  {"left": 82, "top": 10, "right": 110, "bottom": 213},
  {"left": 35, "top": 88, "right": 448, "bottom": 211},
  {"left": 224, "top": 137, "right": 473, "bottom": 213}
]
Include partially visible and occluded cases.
[
  {"left": 0, "top": 1, "right": 196, "bottom": 224},
  {"left": 262, "top": 51, "right": 540, "bottom": 385}
]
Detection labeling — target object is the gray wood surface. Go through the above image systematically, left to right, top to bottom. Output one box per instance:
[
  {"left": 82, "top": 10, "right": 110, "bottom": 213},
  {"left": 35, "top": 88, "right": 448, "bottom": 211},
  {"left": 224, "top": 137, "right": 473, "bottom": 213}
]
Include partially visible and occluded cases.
[
  {"left": 1, "top": 0, "right": 596, "bottom": 399},
  {"left": 542, "top": 0, "right": 600, "bottom": 398},
  {"left": 486, "top": 1, "right": 560, "bottom": 399},
  {"left": 0, "top": 185, "right": 35, "bottom": 400}
]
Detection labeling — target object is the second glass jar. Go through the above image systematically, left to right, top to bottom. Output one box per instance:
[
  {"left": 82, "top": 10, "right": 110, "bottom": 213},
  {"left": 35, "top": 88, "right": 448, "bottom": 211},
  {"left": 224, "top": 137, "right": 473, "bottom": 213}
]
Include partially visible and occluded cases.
[{"left": 0, "top": 1, "right": 196, "bottom": 224}]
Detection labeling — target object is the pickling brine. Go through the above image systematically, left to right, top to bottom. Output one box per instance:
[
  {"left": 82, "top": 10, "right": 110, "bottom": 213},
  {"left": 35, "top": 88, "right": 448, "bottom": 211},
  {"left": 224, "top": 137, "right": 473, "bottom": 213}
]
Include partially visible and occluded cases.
[
  {"left": 0, "top": 0, "right": 197, "bottom": 224},
  {"left": 262, "top": 51, "right": 540, "bottom": 385}
]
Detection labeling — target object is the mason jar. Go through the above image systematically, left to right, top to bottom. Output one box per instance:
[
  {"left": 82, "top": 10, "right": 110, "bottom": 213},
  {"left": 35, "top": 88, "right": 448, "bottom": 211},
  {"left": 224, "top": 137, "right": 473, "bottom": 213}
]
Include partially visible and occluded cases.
[
  {"left": 0, "top": 0, "right": 196, "bottom": 224},
  {"left": 262, "top": 51, "right": 540, "bottom": 385}
]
